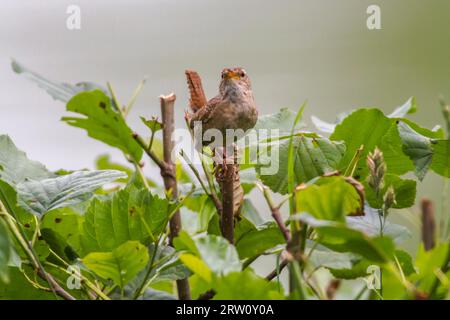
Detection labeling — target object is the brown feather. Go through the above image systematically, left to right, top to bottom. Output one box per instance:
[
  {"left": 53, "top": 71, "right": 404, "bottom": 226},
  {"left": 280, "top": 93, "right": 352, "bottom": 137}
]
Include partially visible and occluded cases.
[{"left": 185, "top": 70, "right": 208, "bottom": 112}]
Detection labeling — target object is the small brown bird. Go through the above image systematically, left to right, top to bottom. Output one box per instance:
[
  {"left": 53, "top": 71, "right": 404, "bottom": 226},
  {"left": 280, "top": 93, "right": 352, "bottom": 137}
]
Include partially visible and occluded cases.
[{"left": 185, "top": 67, "right": 258, "bottom": 148}]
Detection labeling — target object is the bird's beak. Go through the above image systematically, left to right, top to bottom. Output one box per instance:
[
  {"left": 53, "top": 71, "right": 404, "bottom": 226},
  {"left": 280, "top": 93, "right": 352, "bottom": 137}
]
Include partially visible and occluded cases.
[{"left": 223, "top": 70, "right": 240, "bottom": 80}]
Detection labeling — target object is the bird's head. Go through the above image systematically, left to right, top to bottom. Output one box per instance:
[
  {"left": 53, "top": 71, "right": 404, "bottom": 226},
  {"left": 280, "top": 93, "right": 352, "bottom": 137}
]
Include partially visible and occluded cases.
[{"left": 219, "top": 67, "right": 252, "bottom": 95}]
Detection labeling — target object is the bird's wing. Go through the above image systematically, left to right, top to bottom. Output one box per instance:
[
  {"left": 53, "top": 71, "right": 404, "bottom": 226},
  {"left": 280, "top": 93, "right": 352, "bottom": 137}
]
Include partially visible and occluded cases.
[
  {"left": 185, "top": 70, "right": 208, "bottom": 112},
  {"left": 190, "top": 95, "right": 222, "bottom": 130}
]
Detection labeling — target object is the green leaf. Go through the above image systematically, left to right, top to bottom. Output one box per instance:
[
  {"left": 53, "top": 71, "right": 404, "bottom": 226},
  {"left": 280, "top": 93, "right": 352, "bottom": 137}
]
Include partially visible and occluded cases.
[
  {"left": 12, "top": 59, "right": 110, "bottom": 103},
  {"left": 64, "top": 90, "right": 143, "bottom": 161},
  {"left": 311, "top": 97, "right": 417, "bottom": 134},
  {"left": 388, "top": 97, "right": 417, "bottom": 118},
  {"left": 254, "top": 108, "right": 304, "bottom": 136},
  {"left": 331, "top": 109, "right": 413, "bottom": 179},
  {"left": 310, "top": 115, "right": 336, "bottom": 134},
  {"left": 140, "top": 116, "right": 163, "bottom": 133},
  {"left": 399, "top": 118, "right": 445, "bottom": 139},
  {"left": 397, "top": 121, "right": 434, "bottom": 180},
  {"left": 397, "top": 121, "right": 449, "bottom": 179},
  {"left": 0, "top": 135, "right": 52, "bottom": 186},
  {"left": 259, "top": 135, "right": 345, "bottom": 194},
  {"left": 430, "top": 139, "right": 449, "bottom": 178},
  {"left": 95, "top": 154, "right": 133, "bottom": 182},
  {"left": 16, "top": 170, "right": 126, "bottom": 216},
  {"left": 364, "top": 174, "right": 416, "bottom": 209},
  {"left": 296, "top": 176, "right": 363, "bottom": 221},
  {"left": 0, "top": 181, "right": 37, "bottom": 242},
  {"left": 80, "top": 184, "right": 170, "bottom": 255},
  {"left": 197, "top": 198, "right": 216, "bottom": 233},
  {"left": 240, "top": 199, "right": 265, "bottom": 226},
  {"left": 347, "top": 206, "right": 411, "bottom": 244},
  {"left": 41, "top": 208, "right": 83, "bottom": 255},
  {"left": 296, "top": 214, "right": 394, "bottom": 263},
  {"left": 0, "top": 220, "right": 11, "bottom": 283},
  {"left": 235, "top": 222, "right": 285, "bottom": 259},
  {"left": 40, "top": 228, "right": 78, "bottom": 263},
  {"left": 174, "top": 232, "right": 241, "bottom": 276},
  {"left": 83, "top": 240, "right": 149, "bottom": 288},
  {"left": 411, "top": 242, "right": 449, "bottom": 295},
  {"left": 123, "top": 245, "right": 190, "bottom": 297},
  {"left": 145, "top": 246, "right": 190, "bottom": 284},
  {"left": 308, "top": 247, "right": 355, "bottom": 271},
  {"left": 394, "top": 250, "right": 415, "bottom": 276},
  {"left": 179, "top": 254, "right": 212, "bottom": 283},
  {"left": 329, "top": 259, "right": 372, "bottom": 280},
  {"left": 0, "top": 267, "right": 56, "bottom": 299},
  {"left": 211, "top": 270, "right": 284, "bottom": 299}
]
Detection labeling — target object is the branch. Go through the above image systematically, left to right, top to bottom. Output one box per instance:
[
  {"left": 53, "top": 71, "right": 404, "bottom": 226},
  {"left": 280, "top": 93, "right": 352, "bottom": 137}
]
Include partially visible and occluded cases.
[
  {"left": 159, "top": 93, "right": 191, "bottom": 300},
  {"left": 132, "top": 132, "right": 167, "bottom": 171},
  {"left": 220, "top": 161, "right": 236, "bottom": 244},
  {"left": 421, "top": 198, "right": 436, "bottom": 251},
  {"left": 265, "top": 258, "right": 289, "bottom": 281}
]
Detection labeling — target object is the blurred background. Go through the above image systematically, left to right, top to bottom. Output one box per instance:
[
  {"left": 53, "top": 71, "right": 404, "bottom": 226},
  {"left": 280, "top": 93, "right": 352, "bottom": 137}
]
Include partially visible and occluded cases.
[{"left": 0, "top": 0, "right": 449, "bottom": 296}]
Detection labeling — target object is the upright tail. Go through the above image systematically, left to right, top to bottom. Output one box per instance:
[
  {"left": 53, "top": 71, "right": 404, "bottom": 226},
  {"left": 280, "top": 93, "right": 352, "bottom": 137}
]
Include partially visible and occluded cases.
[{"left": 185, "top": 70, "right": 207, "bottom": 112}]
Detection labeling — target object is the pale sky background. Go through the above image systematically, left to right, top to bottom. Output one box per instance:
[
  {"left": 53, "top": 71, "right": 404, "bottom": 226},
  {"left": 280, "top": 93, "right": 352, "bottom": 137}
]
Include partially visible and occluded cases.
[{"left": 0, "top": 0, "right": 449, "bottom": 293}]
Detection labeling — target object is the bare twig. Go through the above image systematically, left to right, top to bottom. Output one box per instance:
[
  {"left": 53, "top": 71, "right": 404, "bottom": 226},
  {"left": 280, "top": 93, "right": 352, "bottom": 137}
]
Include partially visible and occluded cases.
[
  {"left": 159, "top": 93, "right": 191, "bottom": 300},
  {"left": 220, "top": 161, "right": 236, "bottom": 244},
  {"left": 421, "top": 198, "right": 436, "bottom": 251},
  {"left": 265, "top": 259, "right": 289, "bottom": 281}
]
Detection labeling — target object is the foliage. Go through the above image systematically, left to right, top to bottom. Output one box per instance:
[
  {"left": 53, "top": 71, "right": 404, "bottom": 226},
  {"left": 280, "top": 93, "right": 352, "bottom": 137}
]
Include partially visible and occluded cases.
[{"left": 0, "top": 60, "right": 448, "bottom": 301}]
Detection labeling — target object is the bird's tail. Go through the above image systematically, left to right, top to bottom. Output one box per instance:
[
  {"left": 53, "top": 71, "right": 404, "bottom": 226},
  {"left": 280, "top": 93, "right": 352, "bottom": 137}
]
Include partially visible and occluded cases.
[{"left": 185, "top": 70, "right": 207, "bottom": 112}]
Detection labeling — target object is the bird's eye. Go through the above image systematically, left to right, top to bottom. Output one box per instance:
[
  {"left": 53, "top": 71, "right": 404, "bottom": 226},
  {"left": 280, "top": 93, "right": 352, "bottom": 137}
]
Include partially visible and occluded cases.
[
  {"left": 240, "top": 71, "right": 246, "bottom": 77},
  {"left": 221, "top": 73, "right": 226, "bottom": 79}
]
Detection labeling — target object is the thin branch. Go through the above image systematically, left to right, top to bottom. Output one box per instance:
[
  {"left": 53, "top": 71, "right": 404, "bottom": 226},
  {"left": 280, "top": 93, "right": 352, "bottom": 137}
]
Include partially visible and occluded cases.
[
  {"left": 159, "top": 93, "right": 191, "bottom": 300},
  {"left": 183, "top": 116, "right": 223, "bottom": 214},
  {"left": 132, "top": 132, "right": 167, "bottom": 171},
  {"left": 179, "top": 149, "right": 221, "bottom": 210},
  {"left": 220, "top": 161, "right": 236, "bottom": 244},
  {"left": 257, "top": 182, "right": 291, "bottom": 242},
  {"left": 421, "top": 198, "right": 436, "bottom": 251},
  {"left": 265, "top": 258, "right": 289, "bottom": 281}
]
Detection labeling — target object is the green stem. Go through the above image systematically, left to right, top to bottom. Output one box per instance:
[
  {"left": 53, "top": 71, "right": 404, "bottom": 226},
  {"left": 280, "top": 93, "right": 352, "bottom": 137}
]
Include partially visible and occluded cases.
[
  {"left": 344, "top": 145, "right": 364, "bottom": 177},
  {"left": 0, "top": 204, "right": 75, "bottom": 300}
]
